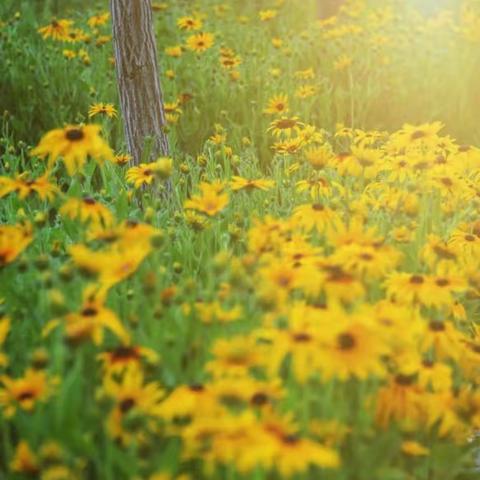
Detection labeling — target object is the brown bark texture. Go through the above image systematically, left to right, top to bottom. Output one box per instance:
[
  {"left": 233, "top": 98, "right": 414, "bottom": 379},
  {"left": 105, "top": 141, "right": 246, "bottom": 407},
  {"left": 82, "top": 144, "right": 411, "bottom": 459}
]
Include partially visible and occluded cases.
[
  {"left": 110, "top": 0, "right": 169, "bottom": 165},
  {"left": 317, "top": 0, "right": 343, "bottom": 19}
]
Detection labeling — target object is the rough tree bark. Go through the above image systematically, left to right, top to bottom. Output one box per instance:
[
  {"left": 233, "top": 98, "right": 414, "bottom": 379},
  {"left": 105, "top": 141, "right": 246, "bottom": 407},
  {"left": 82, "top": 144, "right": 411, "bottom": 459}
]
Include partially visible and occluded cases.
[
  {"left": 110, "top": 0, "right": 169, "bottom": 165},
  {"left": 317, "top": 0, "right": 344, "bottom": 19}
]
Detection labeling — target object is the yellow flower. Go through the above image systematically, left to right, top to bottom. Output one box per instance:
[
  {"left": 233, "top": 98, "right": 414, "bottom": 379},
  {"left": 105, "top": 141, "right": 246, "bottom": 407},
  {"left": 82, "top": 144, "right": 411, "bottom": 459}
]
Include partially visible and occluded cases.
[
  {"left": 259, "top": 9, "right": 278, "bottom": 21},
  {"left": 87, "top": 12, "right": 110, "bottom": 28},
  {"left": 177, "top": 16, "right": 203, "bottom": 31},
  {"left": 38, "top": 19, "right": 73, "bottom": 41},
  {"left": 186, "top": 32, "right": 214, "bottom": 53},
  {"left": 165, "top": 45, "right": 183, "bottom": 57},
  {"left": 62, "top": 49, "right": 76, "bottom": 59},
  {"left": 294, "top": 68, "right": 315, "bottom": 80},
  {"left": 295, "top": 84, "right": 317, "bottom": 98},
  {"left": 263, "top": 94, "right": 289, "bottom": 115},
  {"left": 88, "top": 102, "right": 117, "bottom": 118},
  {"left": 268, "top": 116, "right": 304, "bottom": 138},
  {"left": 31, "top": 124, "right": 114, "bottom": 175},
  {"left": 304, "top": 144, "right": 334, "bottom": 169},
  {"left": 113, "top": 153, "right": 132, "bottom": 166},
  {"left": 126, "top": 157, "right": 173, "bottom": 188},
  {"left": 0, "top": 172, "right": 58, "bottom": 201},
  {"left": 230, "top": 176, "right": 274, "bottom": 192},
  {"left": 184, "top": 182, "right": 229, "bottom": 217},
  {"left": 60, "top": 196, "right": 114, "bottom": 227},
  {"left": 292, "top": 203, "right": 341, "bottom": 233},
  {"left": 0, "top": 222, "right": 33, "bottom": 267},
  {"left": 68, "top": 242, "right": 152, "bottom": 291},
  {"left": 44, "top": 292, "right": 130, "bottom": 346},
  {"left": 195, "top": 301, "right": 242, "bottom": 324},
  {"left": 316, "top": 314, "right": 389, "bottom": 381},
  {"left": 206, "top": 335, "right": 267, "bottom": 378},
  {"left": 97, "top": 345, "right": 159, "bottom": 373},
  {"left": 100, "top": 365, "right": 165, "bottom": 444},
  {"left": 0, "top": 368, "right": 59, "bottom": 417},
  {"left": 10, "top": 441, "right": 40, "bottom": 475}
]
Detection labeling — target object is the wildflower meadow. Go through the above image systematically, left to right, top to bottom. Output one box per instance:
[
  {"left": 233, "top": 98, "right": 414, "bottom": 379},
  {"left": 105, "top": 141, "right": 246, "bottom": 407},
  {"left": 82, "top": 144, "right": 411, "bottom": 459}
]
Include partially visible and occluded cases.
[{"left": 2, "top": 0, "right": 480, "bottom": 478}]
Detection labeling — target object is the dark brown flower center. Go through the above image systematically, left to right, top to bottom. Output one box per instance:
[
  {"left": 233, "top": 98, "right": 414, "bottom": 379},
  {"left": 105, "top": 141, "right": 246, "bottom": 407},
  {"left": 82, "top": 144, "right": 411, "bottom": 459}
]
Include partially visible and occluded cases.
[
  {"left": 276, "top": 119, "right": 296, "bottom": 129},
  {"left": 65, "top": 128, "right": 84, "bottom": 141},
  {"left": 411, "top": 130, "right": 425, "bottom": 140},
  {"left": 440, "top": 177, "right": 453, "bottom": 187},
  {"left": 83, "top": 196, "right": 96, "bottom": 205},
  {"left": 409, "top": 275, "right": 424, "bottom": 284},
  {"left": 81, "top": 307, "right": 98, "bottom": 317},
  {"left": 429, "top": 321, "right": 445, "bottom": 332},
  {"left": 293, "top": 332, "right": 312, "bottom": 343},
  {"left": 337, "top": 333, "right": 356, "bottom": 350},
  {"left": 110, "top": 346, "right": 139, "bottom": 361},
  {"left": 395, "top": 374, "right": 415, "bottom": 386},
  {"left": 189, "top": 384, "right": 205, "bottom": 392},
  {"left": 17, "top": 390, "right": 35, "bottom": 401},
  {"left": 251, "top": 392, "right": 269, "bottom": 406},
  {"left": 119, "top": 397, "right": 136, "bottom": 413},
  {"left": 282, "top": 434, "right": 300, "bottom": 445}
]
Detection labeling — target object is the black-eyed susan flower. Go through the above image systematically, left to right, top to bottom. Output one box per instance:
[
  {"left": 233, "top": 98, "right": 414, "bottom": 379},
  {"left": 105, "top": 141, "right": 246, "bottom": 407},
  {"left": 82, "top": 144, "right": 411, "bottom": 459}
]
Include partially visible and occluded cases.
[
  {"left": 259, "top": 9, "right": 278, "bottom": 21},
  {"left": 87, "top": 12, "right": 109, "bottom": 28},
  {"left": 177, "top": 16, "right": 203, "bottom": 31},
  {"left": 38, "top": 19, "right": 73, "bottom": 41},
  {"left": 186, "top": 32, "right": 214, "bottom": 53},
  {"left": 165, "top": 45, "right": 183, "bottom": 57},
  {"left": 295, "top": 84, "right": 316, "bottom": 98},
  {"left": 263, "top": 94, "right": 289, "bottom": 115},
  {"left": 164, "top": 100, "right": 182, "bottom": 124},
  {"left": 88, "top": 102, "right": 117, "bottom": 119},
  {"left": 268, "top": 116, "right": 304, "bottom": 138},
  {"left": 31, "top": 124, "right": 114, "bottom": 175},
  {"left": 304, "top": 144, "right": 334, "bottom": 169},
  {"left": 113, "top": 153, "right": 132, "bottom": 166},
  {"left": 125, "top": 157, "right": 173, "bottom": 188},
  {"left": 0, "top": 172, "right": 58, "bottom": 201},
  {"left": 230, "top": 176, "right": 274, "bottom": 192},
  {"left": 184, "top": 182, "right": 228, "bottom": 217},
  {"left": 60, "top": 197, "right": 114, "bottom": 227},
  {"left": 292, "top": 203, "right": 341, "bottom": 233},
  {"left": 185, "top": 210, "right": 209, "bottom": 231},
  {"left": 0, "top": 222, "right": 33, "bottom": 267},
  {"left": 68, "top": 242, "right": 152, "bottom": 291},
  {"left": 44, "top": 291, "right": 130, "bottom": 346},
  {"left": 316, "top": 314, "right": 389, "bottom": 381},
  {"left": 206, "top": 335, "right": 267, "bottom": 378},
  {"left": 98, "top": 345, "right": 159, "bottom": 373},
  {"left": 99, "top": 365, "right": 164, "bottom": 444},
  {"left": 0, "top": 368, "right": 59, "bottom": 417},
  {"left": 375, "top": 374, "right": 426, "bottom": 429},
  {"left": 156, "top": 384, "right": 219, "bottom": 420},
  {"left": 262, "top": 417, "right": 340, "bottom": 475},
  {"left": 10, "top": 441, "right": 40, "bottom": 475}
]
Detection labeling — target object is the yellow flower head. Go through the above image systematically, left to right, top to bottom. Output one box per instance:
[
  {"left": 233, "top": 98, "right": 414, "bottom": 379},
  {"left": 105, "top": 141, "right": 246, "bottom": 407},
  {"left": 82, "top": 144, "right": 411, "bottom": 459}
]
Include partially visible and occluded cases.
[{"left": 31, "top": 124, "right": 114, "bottom": 175}]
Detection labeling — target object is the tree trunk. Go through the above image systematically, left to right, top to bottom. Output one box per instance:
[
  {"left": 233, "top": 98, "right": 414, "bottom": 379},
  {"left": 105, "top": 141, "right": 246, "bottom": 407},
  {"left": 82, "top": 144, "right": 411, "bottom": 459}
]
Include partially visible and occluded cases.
[
  {"left": 110, "top": 0, "right": 169, "bottom": 165},
  {"left": 317, "top": 0, "right": 343, "bottom": 19}
]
